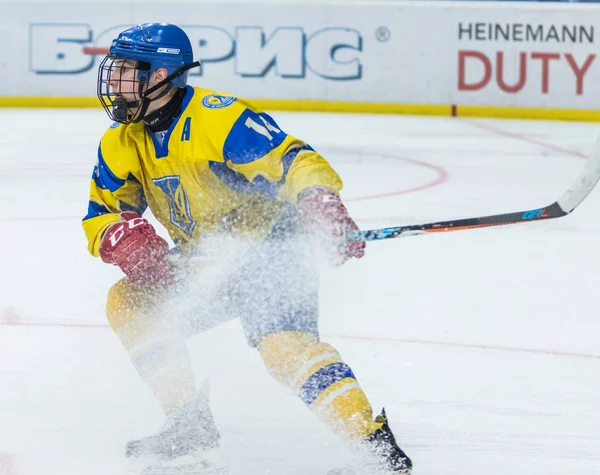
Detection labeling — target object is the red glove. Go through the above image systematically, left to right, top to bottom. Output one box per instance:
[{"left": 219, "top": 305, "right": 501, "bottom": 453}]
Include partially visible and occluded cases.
[
  {"left": 297, "top": 187, "right": 365, "bottom": 266},
  {"left": 99, "top": 212, "right": 174, "bottom": 285}
]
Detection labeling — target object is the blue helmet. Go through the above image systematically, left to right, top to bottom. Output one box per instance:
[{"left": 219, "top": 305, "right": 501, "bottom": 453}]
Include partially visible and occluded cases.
[
  {"left": 97, "top": 23, "right": 199, "bottom": 123},
  {"left": 109, "top": 23, "right": 194, "bottom": 88}
]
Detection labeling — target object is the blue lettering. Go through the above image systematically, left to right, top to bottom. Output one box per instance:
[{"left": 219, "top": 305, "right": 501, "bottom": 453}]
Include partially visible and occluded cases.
[
  {"left": 181, "top": 117, "right": 191, "bottom": 142},
  {"left": 523, "top": 209, "right": 543, "bottom": 220}
]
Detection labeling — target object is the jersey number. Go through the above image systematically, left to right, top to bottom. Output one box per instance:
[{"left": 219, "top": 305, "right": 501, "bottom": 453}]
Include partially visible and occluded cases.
[
  {"left": 223, "top": 110, "right": 287, "bottom": 165},
  {"left": 244, "top": 115, "right": 282, "bottom": 141}
]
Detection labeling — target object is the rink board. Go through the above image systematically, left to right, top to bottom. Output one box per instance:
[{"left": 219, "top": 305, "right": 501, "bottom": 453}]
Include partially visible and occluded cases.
[{"left": 1, "top": 0, "right": 600, "bottom": 120}]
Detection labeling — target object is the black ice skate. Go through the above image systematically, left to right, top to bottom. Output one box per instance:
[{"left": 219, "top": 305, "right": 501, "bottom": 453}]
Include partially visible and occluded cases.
[
  {"left": 126, "top": 384, "right": 227, "bottom": 474},
  {"left": 329, "top": 409, "right": 412, "bottom": 475},
  {"left": 363, "top": 409, "right": 412, "bottom": 474}
]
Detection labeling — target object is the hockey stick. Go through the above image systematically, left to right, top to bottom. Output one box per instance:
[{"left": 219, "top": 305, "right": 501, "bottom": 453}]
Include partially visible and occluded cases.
[{"left": 358, "top": 137, "right": 600, "bottom": 242}]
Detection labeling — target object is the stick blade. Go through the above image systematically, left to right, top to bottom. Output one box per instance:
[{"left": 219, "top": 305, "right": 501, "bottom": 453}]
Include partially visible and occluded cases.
[{"left": 557, "top": 135, "right": 600, "bottom": 214}]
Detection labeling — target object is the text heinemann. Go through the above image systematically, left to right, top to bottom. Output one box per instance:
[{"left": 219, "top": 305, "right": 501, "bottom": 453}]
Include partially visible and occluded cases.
[{"left": 458, "top": 23, "right": 594, "bottom": 44}]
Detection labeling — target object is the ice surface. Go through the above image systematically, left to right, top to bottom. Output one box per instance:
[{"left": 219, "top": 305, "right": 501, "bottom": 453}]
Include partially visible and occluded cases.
[{"left": 0, "top": 110, "right": 599, "bottom": 475}]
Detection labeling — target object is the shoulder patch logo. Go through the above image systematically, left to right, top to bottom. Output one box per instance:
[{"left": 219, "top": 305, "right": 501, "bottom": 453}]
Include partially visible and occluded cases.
[
  {"left": 202, "top": 94, "right": 237, "bottom": 109},
  {"left": 109, "top": 122, "right": 121, "bottom": 129}
]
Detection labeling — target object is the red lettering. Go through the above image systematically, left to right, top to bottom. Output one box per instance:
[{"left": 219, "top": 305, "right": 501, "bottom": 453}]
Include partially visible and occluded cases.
[
  {"left": 458, "top": 51, "right": 491, "bottom": 91},
  {"left": 459, "top": 51, "right": 595, "bottom": 96},
  {"left": 496, "top": 51, "right": 527, "bottom": 93},
  {"left": 531, "top": 53, "right": 560, "bottom": 94},
  {"left": 564, "top": 54, "right": 595, "bottom": 95}
]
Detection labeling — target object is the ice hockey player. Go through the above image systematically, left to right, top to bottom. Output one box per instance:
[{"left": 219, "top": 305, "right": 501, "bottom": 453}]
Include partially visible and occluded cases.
[{"left": 83, "top": 22, "right": 412, "bottom": 475}]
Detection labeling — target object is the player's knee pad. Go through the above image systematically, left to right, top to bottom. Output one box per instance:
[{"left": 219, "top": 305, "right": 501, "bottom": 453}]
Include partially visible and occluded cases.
[
  {"left": 106, "top": 278, "right": 146, "bottom": 332},
  {"left": 106, "top": 278, "right": 173, "bottom": 351},
  {"left": 106, "top": 278, "right": 185, "bottom": 362}
]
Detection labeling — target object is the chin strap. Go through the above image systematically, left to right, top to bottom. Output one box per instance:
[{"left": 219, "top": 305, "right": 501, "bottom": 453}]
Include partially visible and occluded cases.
[{"left": 112, "top": 61, "right": 200, "bottom": 123}]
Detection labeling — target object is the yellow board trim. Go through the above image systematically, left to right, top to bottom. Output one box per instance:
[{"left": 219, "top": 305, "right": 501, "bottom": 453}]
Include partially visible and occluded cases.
[
  {"left": 1, "top": 96, "right": 599, "bottom": 122},
  {"left": 0, "top": 97, "right": 99, "bottom": 108},
  {"left": 256, "top": 99, "right": 450, "bottom": 116},
  {"left": 455, "top": 105, "right": 600, "bottom": 122}
]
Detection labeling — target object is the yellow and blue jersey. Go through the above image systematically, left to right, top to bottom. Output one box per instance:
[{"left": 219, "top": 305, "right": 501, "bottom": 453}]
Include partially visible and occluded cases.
[{"left": 82, "top": 86, "right": 343, "bottom": 256}]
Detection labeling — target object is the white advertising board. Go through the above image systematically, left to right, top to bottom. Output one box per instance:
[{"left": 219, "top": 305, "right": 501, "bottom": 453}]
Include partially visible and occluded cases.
[{"left": 1, "top": 1, "right": 600, "bottom": 110}]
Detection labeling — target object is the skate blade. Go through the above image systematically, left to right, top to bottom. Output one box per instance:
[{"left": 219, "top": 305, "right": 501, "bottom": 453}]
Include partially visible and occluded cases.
[
  {"left": 128, "top": 447, "right": 228, "bottom": 475},
  {"left": 327, "top": 464, "right": 412, "bottom": 475},
  {"left": 328, "top": 470, "right": 411, "bottom": 475}
]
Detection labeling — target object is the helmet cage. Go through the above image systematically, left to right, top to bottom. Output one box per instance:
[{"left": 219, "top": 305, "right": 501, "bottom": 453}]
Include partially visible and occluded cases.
[
  {"left": 97, "top": 53, "right": 199, "bottom": 125},
  {"left": 97, "top": 54, "right": 153, "bottom": 124}
]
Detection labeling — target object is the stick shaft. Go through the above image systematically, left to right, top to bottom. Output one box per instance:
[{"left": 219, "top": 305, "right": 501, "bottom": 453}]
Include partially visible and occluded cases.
[{"left": 360, "top": 137, "right": 600, "bottom": 242}]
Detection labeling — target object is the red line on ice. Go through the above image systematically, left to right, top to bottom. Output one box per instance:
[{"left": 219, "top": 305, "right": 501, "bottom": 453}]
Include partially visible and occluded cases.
[
  {"left": 463, "top": 119, "right": 589, "bottom": 160},
  {"left": 323, "top": 147, "right": 450, "bottom": 202},
  {"left": 3, "top": 318, "right": 599, "bottom": 361},
  {"left": 330, "top": 333, "right": 600, "bottom": 361}
]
